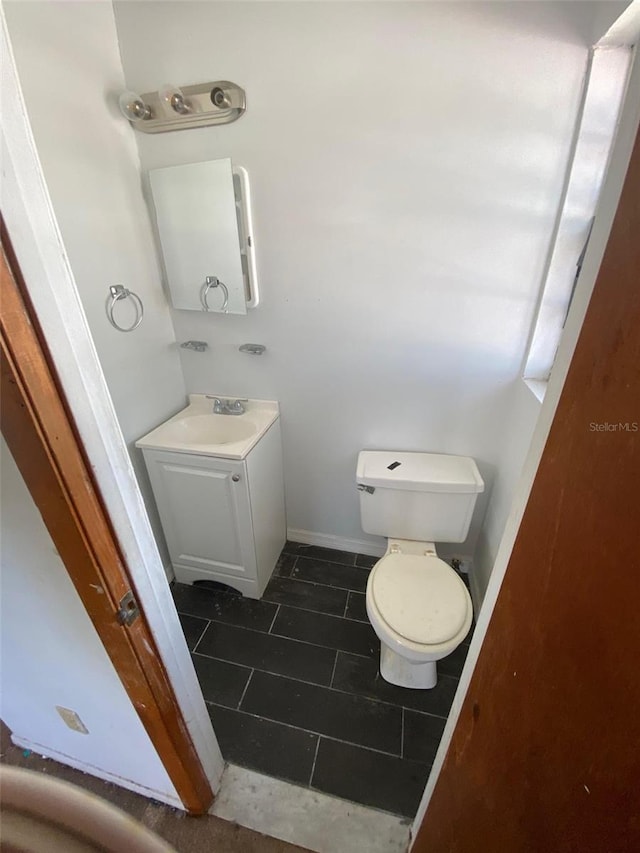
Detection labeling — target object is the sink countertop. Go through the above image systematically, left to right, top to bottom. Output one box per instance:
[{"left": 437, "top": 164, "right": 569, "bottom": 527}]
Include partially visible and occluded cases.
[{"left": 135, "top": 394, "right": 280, "bottom": 460}]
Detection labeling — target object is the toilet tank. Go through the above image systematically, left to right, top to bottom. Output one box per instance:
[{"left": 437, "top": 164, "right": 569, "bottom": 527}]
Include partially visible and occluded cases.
[{"left": 357, "top": 451, "right": 484, "bottom": 542}]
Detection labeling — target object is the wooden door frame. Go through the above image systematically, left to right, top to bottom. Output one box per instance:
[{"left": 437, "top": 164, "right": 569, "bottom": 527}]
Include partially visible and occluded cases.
[
  {"left": 1, "top": 15, "right": 223, "bottom": 810},
  {"left": 411, "top": 50, "right": 640, "bottom": 853},
  {"left": 1, "top": 221, "right": 213, "bottom": 815}
]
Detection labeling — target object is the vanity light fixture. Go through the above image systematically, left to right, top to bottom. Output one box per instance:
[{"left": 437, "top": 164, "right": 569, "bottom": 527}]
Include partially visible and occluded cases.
[{"left": 118, "top": 80, "right": 246, "bottom": 133}]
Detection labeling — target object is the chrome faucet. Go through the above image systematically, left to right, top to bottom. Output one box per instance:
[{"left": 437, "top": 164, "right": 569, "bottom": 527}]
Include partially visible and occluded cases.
[{"left": 208, "top": 397, "right": 248, "bottom": 415}]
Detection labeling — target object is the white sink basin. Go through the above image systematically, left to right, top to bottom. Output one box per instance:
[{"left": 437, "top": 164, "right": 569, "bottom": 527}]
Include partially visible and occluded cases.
[
  {"left": 135, "top": 395, "right": 279, "bottom": 459},
  {"left": 159, "top": 414, "right": 258, "bottom": 446}
]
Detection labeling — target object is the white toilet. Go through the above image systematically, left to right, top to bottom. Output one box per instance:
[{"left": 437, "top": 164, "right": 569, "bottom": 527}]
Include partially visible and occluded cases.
[{"left": 357, "top": 450, "right": 484, "bottom": 689}]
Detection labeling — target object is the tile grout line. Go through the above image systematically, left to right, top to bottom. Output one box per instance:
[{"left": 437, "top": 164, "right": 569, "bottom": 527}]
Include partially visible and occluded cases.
[
  {"left": 285, "top": 549, "right": 363, "bottom": 570},
  {"left": 287, "top": 554, "right": 299, "bottom": 577},
  {"left": 287, "top": 557, "right": 370, "bottom": 579},
  {"left": 286, "top": 575, "right": 368, "bottom": 594},
  {"left": 343, "top": 591, "right": 350, "bottom": 619},
  {"left": 262, "top": 595, "right": 365, "bottom": 624},
  {"left": 179, "top": 600, "right": 371, "bottom": 627},
  {"left": 267, "top": 603, "right": 281, "bottom": 634},
  {"left": 281, "top": 605, "right": 368, "bottom": 625},
  {"left": 192, "top": 607, "right": 375, "bottom": 654},
  {"left": 185, "top": 618, "right": 455, "bottom": 717},
  {"left": 190, "top": 619, "right": 211, "bottom": 654},
  {"left": 196, "top": 619, "right": 375, "bottom": 658},
  {"left": 259, "top": 627, "right": 374, "bottom": 659},
  {"left": 192, "top": 648, "right": 452, "bottom": 719},
  {"left": 191, "top": 650, "right": 252, "bottom": 674},
  {"left": 329, "top": 650, "right": 339, "bottom": 688},
  {"left": 197, "top": 654, "right": 353, "bottom": 694},
  {"left": 235, "top": 660, "right": 448, "bottom": 718},
  {"left": 236, "top": 668, "right": 254, "bottom": 710},
  {"left": 206, "top": 700, "right": 405, "bottom": 761},
  {"left": 401, "top": 705, "right": 453, "bottom": 722},
  {"left": 401, "top": 708, "right": 405, "bottom": 759},
  {"left": 308, "top": 735, "right": 322, "bottom": 786}
]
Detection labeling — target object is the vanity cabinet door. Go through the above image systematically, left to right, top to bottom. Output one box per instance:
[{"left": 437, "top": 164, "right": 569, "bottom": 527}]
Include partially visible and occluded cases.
[{"left": 142, "top": 449, "right": 256, "bottom": 582}]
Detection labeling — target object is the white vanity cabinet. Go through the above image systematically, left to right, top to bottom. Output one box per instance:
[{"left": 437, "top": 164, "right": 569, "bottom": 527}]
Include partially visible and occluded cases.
[{"left": 141, "top": 419, "right": 286, "bottom": 598}]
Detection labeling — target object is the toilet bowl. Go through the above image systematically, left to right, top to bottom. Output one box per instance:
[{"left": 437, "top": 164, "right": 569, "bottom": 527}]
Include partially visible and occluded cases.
[
  {"left": 357, "top": 449, "right": 483, "bottom": 689},
  {"left": 365, "top": 539, "right": 472, "bottom": 689}
]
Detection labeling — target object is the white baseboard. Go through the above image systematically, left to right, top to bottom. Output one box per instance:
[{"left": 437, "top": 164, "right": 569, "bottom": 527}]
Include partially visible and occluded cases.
[
  {"left": 286, "top": 528, "right": 386, "bottom": 559},
  {"left": 10, "top": 735, "right": 184, "bottom": 809}
]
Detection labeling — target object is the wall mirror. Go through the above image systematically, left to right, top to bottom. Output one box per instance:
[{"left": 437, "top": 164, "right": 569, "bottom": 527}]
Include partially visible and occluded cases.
[{"left": 149, "top": 158, "right": 258, "bottom": 314}]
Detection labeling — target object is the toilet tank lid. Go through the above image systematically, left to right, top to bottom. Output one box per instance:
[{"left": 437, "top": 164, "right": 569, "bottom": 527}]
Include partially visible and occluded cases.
[{"left": 357, "top": 451, "right": 484, "bottom": 493}]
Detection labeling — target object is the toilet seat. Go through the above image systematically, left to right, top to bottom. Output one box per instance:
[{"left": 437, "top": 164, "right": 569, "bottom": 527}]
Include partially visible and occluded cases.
[{"left": 370, "top": 553, "right": 469, "bottom": 645}]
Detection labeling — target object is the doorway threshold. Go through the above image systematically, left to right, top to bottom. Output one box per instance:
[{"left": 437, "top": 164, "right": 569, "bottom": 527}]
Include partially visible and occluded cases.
[{"left": 211, "top": 763, "right": 411, "bottom": 853}]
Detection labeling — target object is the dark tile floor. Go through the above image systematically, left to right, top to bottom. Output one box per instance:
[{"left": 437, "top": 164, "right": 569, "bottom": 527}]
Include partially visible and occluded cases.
[{"left": 172, "top": 542, "right": 473, "bottom": 819}]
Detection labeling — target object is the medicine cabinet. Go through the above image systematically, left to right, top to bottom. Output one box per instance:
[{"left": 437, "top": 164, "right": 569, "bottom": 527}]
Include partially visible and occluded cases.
[{"left": 149, "top": 158, "right": 258, "bottom": 314}]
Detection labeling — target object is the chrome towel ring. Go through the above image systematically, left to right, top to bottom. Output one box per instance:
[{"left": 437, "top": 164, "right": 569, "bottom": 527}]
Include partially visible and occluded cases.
[
  {"left": 200, "top": 275, "right": 229, "bottom": 313},
  {"left": 106, "top": 285, "right": 144, "bottom": 332}
]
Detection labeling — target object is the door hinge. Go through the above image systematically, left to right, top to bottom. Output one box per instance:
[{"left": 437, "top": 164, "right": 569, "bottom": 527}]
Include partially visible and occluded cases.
[{"left": 116, "top": 590, "right": 140, "bottom": 626}]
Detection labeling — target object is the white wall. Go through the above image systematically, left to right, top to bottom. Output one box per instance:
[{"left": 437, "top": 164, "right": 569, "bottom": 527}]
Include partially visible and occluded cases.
[
  {"left": 3, "top": 0, "right": 187, "bottom": 572},
  {"left": 114, "top": 0, "right": 600, "bottom": 557},
  {"left": 473, "top": 4, "right": 635, "bottom": 604},
  {"left": 412, "top": 44, "right": 640, "bottom": 840},
  {"left": 525, "top": 46, "right": 632, "bottom": 381},
  {"left": 473, "top": 379, "right": 541, "bottom": 603},
  {"left": 0, "top": 440, "right": 180, "bottom": 804}
]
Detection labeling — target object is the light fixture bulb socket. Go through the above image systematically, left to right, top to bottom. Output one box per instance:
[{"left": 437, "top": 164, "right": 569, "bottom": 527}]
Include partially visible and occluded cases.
[
  {"left": 159, "top": 84, "right": 191, "bottom": 115},
  {"left": 210, "top": 87, "right": 231, "bottom": 109},
  {"left": 118, "top": 90, "right": 152, "bottom": 122}
]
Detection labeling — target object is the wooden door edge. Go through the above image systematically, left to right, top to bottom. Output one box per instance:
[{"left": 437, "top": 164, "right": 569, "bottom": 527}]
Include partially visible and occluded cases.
[{"left": 0, "top": 218, "right": 214, "bottom": 815}]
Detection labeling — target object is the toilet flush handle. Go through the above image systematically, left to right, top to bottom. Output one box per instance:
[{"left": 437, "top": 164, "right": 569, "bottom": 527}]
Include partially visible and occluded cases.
[{"left": 357, "top": 484, "right": 375, "bottom": 495}]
